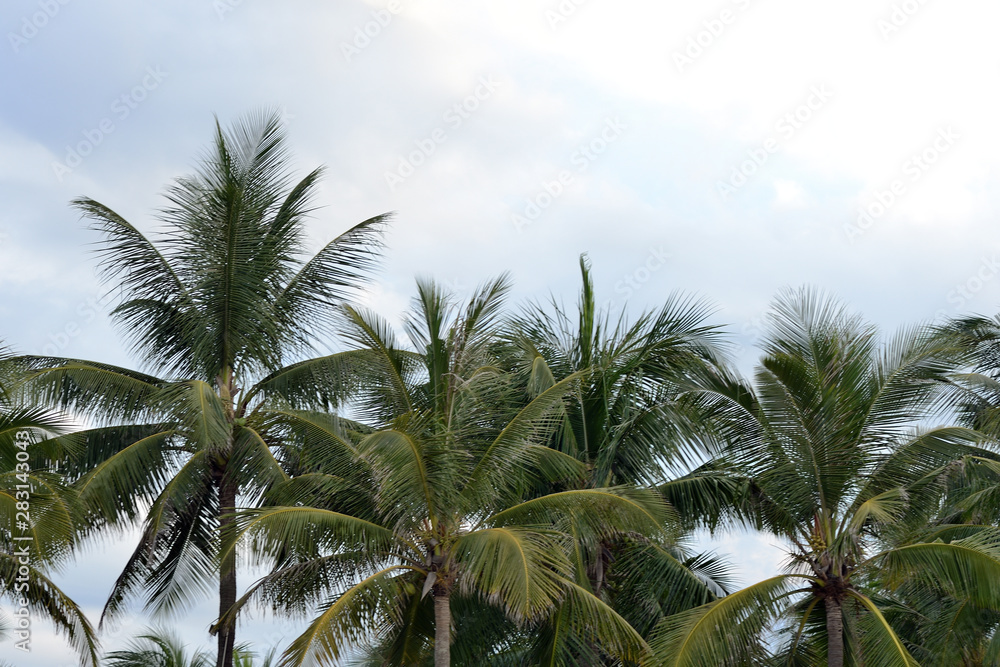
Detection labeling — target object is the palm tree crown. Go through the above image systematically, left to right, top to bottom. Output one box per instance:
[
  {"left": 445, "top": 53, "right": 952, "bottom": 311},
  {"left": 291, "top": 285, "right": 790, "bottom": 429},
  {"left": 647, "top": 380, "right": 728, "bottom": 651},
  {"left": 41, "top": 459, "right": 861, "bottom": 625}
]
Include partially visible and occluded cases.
[
  {"left": 17, "top": 109, "right": 386, "bottom": 667},
  {"left": 493, "top": 257, "right": 737, "bottom": 663},
  {"left": 225, "top": 277, "right": 666, "bottom": 666},
  {"left": 653, "top": 289, "right": 1000, "bottom": 667}
]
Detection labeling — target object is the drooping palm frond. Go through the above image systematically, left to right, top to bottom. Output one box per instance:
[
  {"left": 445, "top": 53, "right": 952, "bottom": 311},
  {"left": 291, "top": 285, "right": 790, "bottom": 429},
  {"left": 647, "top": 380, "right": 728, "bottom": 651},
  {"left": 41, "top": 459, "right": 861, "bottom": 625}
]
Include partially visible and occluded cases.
[
  {"left": 10, "top": 111, "right": 388, "bottom": 667},
  {"left": 491, "top": 257, "right": 743, "bottom": 660},
  {"left": 216, "top": 274, "right": 686, "bottom": 667},
  {"left": 672, "top": 288, "right": 981, "bottom": 667},
  {"left": 0, "top": 350, "right": 99, "bottom": 664},
  {"left": 13, "top": 357, "right": 165, "bottom": 426},
  {"left": 100, "top": 452, "right": 217, "bottom": 625},
  {"left": 454, "top": 526, "right": 569, "bottom": 621},
  {"left": 865, "top": 529, "right": 1000, "bottom": 610},
  {"left": 611, "top": 539, "right": 734, "bottom": 638},
  {"left": 0, "top": 554, "right": 100, "bottom": 666},
  {"left": 278, "top": 566, "right": 418, "bottom": 667},
  {"left": 650, "top": 575, "right": 806, "bottom": 667}
]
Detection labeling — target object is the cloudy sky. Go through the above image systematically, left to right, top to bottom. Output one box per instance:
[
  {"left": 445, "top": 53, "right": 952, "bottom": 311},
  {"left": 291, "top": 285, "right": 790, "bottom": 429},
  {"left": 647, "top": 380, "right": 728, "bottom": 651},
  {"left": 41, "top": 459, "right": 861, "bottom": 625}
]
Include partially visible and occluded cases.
[{"left": 3, "top": 0, "right": 1000, "bottom": 663}]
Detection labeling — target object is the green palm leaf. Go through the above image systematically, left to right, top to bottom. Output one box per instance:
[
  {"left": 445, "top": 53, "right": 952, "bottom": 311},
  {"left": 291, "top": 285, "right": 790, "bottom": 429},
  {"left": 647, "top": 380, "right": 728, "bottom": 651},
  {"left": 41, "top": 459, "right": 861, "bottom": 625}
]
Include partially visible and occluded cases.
[{"left": 650, "top": 575, "right": 807, "bottom": 667}]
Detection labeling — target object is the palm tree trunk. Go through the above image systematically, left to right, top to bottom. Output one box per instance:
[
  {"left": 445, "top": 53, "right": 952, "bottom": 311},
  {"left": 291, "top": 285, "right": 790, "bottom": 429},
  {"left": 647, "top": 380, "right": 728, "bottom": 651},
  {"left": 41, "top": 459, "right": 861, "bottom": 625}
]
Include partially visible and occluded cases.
[
  {"left": 217, "top": 477, "right": 238, "bottom": 667},
  {"left": 433, "top": 589, "right": 451, "bottom": 667},
  {"left": 825, "top": 596, "right": 844, "bottom": 667}
]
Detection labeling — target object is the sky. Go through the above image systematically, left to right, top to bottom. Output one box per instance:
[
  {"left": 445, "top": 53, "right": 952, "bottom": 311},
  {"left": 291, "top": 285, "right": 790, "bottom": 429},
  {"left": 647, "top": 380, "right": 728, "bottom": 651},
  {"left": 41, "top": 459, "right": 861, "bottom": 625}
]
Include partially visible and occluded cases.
[{"left": 3, "top": 0, "right": 1000, "bottom": 663}]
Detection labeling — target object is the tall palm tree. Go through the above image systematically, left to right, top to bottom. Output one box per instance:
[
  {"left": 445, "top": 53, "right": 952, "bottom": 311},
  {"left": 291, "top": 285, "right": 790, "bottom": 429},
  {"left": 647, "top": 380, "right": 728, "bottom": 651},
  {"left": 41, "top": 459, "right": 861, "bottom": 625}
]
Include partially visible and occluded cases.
[
  {"left": 15, "top": 110, "right": 386, "bottom": 667},
  {"left": 496, "top": 257, "right": 739, "bottom": 663},
  {"left": 222, "top": 277, "right": 666, "bottom": 666},
  {"left": 650, "top": 289, "right": 1000, "bottom": 667},
  {"left": 0, "top": 345, "right": 98, "bottom": 665}
]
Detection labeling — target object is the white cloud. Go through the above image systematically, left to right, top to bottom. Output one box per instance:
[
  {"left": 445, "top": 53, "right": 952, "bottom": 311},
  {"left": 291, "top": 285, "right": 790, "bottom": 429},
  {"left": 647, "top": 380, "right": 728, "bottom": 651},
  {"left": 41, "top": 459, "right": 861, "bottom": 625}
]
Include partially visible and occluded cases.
[
  {"left": 4, "top": 0, "right": 1000, "bottom": 660},
  {"left": 772, "top": 179, "right": 808, "bottom": 209}
]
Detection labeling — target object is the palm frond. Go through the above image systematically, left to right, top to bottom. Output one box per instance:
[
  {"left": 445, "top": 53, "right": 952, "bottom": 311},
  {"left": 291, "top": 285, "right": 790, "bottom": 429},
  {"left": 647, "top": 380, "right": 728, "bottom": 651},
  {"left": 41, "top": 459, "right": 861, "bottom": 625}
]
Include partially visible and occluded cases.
[
  {"left": 455, "top": 527, "right": 568, "bottom": 621},
  {"left": 649, "top": 575, "right": 807, "bottom": 667}
]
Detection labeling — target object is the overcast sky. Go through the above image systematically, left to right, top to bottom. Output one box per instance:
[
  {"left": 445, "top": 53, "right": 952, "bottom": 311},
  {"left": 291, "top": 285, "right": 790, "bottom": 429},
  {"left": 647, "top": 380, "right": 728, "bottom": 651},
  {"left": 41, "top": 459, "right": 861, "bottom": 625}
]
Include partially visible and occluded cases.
[{"left": 4, "top": 0, "right": 1000, "bottom": 663}]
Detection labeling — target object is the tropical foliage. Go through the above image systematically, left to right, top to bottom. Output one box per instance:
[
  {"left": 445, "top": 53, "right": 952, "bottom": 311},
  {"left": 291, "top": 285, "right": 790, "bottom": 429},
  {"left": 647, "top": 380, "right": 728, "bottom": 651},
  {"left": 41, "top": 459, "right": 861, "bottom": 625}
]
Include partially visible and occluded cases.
[
  {"left": 8, "top": 110, "right": 385, "bottom": 667},
  {"left": 5, "top": 114, "right": 1000, "bottom": 667},
  {"left": 492, "top": 258, "right": 738, "bottom": 664},
  {"left": 222, "top": 276, "right": 663, "bottom": 666},
  {"left": 650, "top": 290, "right": 1000, "bottom": 667},
  {"left": 0, "top": 345, "right": 98, "bottom": 666},
  {"left": 104, "top": 629, "right": 276, "bottom": 667}
]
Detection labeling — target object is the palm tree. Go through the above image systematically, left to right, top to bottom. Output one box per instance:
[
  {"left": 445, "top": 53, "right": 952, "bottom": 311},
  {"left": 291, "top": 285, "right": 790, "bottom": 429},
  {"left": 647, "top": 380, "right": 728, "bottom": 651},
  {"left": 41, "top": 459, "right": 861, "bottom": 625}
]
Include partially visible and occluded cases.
[
  {"left": 15, "top": 110, "right": 386, "bottom": 667},
  {"left": 496, "top": 257, "right": 741, "bottom": 663},
  {"left": 222, "top": 277, "right": 666, "bottom": 666},
  {"left": 650, "top": 289, "right": 1000, "bottom": 667},
  {"left": 883, "top": 313, "right": 1000, "bottom": 664},
  {"left": 0, "top": 346, "right": 98, "bottom": 665},
  {"left": 874, "top": 553, "right": 1000, "bottom": 666},
  {"left": 105, "top": 628, "right": 276, "bottom": 667},
  {"left": 105, "top": 630, "right": 214, "bottom": 667}
]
